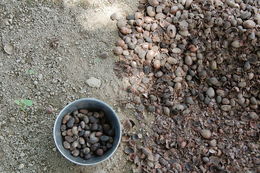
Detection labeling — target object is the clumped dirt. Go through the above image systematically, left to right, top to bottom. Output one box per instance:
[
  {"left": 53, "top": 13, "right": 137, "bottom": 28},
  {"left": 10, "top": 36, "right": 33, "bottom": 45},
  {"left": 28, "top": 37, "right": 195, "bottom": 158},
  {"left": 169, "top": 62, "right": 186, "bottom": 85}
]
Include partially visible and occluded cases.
[{"left": 0, "top": 0, "right": 139, "bottom": 172}]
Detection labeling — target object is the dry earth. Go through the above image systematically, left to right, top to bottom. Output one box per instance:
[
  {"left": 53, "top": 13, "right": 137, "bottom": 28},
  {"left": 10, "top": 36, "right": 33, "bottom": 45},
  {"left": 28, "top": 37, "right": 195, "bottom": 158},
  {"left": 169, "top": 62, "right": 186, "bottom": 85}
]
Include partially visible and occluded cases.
[{"left": 0, "top": 0, "right": 143, "bottom": 172}]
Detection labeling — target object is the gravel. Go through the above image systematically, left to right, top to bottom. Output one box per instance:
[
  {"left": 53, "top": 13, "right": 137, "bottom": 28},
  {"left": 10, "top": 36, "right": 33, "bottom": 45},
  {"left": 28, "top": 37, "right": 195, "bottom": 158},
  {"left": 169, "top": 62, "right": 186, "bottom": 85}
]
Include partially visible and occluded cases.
[
  {"left": 86, "top": 77, "right": 102, "bottom": 88},
  {"left": 206, "top": 87, "right": 215, "bottom": 98},
  {"left": 200, "top": 129, "right": 212, "bottom": 139}
]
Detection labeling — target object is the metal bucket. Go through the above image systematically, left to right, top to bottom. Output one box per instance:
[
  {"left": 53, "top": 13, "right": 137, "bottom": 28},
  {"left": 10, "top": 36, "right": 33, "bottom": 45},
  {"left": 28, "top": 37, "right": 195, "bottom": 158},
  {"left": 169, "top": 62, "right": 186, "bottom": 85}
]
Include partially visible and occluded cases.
[{"left": 53, "top": 98, "right": 122, "bottom": 166}]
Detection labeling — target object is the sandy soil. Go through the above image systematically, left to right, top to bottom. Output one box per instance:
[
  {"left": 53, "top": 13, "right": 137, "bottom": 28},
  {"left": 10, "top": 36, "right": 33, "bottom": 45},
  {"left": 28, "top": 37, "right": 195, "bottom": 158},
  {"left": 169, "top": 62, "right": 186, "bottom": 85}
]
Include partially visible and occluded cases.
[{"left": 0, "top": 0, "right": 139, "bottom": 172}]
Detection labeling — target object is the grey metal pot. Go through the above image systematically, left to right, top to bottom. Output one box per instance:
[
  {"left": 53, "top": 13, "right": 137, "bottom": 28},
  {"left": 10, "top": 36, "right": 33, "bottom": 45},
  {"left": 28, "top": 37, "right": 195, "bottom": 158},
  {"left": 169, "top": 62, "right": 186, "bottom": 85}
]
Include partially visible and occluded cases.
[{"left": 53, "top": 98, "right": 121, "bottom": 166}]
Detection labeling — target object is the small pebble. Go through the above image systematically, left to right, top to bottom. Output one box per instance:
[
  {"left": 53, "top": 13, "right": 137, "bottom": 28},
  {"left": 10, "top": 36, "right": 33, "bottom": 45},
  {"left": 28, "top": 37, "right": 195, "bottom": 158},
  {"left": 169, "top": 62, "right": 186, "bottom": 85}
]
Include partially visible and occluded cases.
[
  {"left": 110, "top": 13, "right": 120, "bottom": 20},
  {"left": 4, "top": 43, "right": 14, "bottom": 55},
  {"left": 99, "top": 52, "right": 108, "bottom": 59},
  {"left": 86, "top": 77, "right": 102, "bottom": 88},
  {"left": 206, "top": 87, "right": 215, "bottom": 98},
  {"left": 46, "top": 106, "right": 53, "bottom": 114},
  {"left": 9, "top": 117, "right": 15, "bottom": 122},
  {"left": 200, "top": 129, "right": 212, "bottom": 139},
  {"left": 18, "top": 163, "right": 24, "bottom": 170}
]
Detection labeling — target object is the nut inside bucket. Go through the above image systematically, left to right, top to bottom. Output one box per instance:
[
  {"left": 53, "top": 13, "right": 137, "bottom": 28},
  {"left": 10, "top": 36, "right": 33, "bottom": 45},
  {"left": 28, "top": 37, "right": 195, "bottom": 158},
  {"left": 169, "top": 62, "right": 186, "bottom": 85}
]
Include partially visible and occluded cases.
[
  {"left": 53, "top": 98, "right": 121, "bottom": 166},
  {"left": 61, "top": 109, "right": 115, "bottom": 160}
]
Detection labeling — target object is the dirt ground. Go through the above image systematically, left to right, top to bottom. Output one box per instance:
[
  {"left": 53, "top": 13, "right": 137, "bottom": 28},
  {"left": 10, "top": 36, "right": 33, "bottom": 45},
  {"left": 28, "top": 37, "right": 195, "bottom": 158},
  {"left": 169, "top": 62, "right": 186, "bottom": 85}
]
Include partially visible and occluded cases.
[{"left": 0, "top": 0, "right": 140, "bottom": 172}]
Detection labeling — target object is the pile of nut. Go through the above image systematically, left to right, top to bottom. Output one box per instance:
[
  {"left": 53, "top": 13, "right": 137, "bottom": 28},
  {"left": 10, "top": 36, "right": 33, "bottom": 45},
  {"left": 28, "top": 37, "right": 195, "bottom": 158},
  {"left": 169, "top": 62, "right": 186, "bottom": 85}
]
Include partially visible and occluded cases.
[
  {"left": 113, "top": 0, "right": 259, "bottom": 172},
  {"left": 113, "top": 0, "right": 259, "bottom": 116},
  {"left": 61, "top": 109, "right": 114, "bottom": 159}
]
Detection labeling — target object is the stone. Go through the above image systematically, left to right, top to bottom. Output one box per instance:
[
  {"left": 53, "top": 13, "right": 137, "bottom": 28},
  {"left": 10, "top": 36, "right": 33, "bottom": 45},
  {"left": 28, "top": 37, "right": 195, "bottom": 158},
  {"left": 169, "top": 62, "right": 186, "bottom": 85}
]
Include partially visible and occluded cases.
[
  {"left": 110, "top": 13, "right": 120, "bottom": 20},
  {"left": 3, "top": 43, "right": 14, "bottom": 55},
  {"left": 99, "top": 52, "right": 108, "bottom": 59},
  {"left": 86, "top": 77, "right": 102, "bottom": 88},
  {"left": 206, "top": 87, "right": 215, "bottom": 98},
  {"left": 216, "top": 96, "right": 222, "bottom": 103},
  {"left": 9, "top": 117, "right": 15, "bottom": 122},
  {"left": 200, "top": 129, "right": 211, "bottom": 139},
  {"left": 18, "top": 164, "right": 24, "bottom": 170}
]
